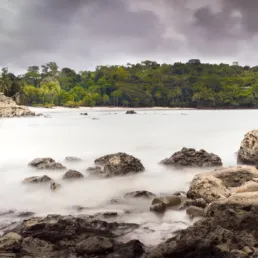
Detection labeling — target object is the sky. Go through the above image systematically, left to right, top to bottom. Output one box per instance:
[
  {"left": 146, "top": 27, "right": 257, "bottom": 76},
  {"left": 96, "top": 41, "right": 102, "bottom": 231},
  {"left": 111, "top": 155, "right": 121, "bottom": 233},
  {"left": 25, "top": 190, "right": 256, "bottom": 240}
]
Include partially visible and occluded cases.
[{"left": 1, "top": 0, "right": 258, "bottom": 73}]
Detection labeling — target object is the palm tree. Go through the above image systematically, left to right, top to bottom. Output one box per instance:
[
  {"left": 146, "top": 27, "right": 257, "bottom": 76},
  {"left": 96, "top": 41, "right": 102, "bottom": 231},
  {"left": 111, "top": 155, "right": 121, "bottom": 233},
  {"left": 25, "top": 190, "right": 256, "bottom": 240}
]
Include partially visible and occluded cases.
[{"left": 0, "top": 68, "right": 11, "bottom": 94}]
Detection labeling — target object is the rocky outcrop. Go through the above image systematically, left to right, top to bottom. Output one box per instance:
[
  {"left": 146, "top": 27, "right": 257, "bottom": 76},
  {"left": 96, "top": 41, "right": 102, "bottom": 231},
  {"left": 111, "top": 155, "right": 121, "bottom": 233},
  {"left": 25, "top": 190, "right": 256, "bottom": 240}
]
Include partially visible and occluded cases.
[
  {"left": 0, "top": 93, "right": 35, "bottom": 118},
  {"left": 126, "top": 110, "right": 137, "bottom": 114},
  {"left": 238, "top": 130, "right": 258, "bottom": 165},
  {"left": 160, "top": 147, "right": 222, "bottom": 168},
  {"left": 93, "top": 152, "right": 145, "bottom": 177},
  {"left": 64, "top": 156, "right": 82, "bottom": 162},
  {"left": 28, "top": 158, "right": 66, "bottom": 170},
  {"left": 187, "top": 166, "right": 258, "bottom": 203},
  {"left": 63, "top": 170, "right": 84, "bottom": 180},
  {"left": 23, "top": 175, "right": 52, "bottom": 184},
  {"left": 124, "top": 191, "right": 156, "bottom": 199},
  {"left": 149, "top": 192, "right": 258, "bottom": 258},
  {"left": 1, "top": 215, "right": 145, "bottom": 258}
]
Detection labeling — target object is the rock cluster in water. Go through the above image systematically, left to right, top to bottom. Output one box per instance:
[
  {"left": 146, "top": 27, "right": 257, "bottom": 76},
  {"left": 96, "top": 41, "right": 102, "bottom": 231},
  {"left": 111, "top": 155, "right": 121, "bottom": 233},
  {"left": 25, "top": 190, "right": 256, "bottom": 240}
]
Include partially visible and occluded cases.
[
  {"left": 0, "top": 93, "right": 35, "bottom": 118},
  {"left": 6, "top": 130, "right": 258, "bottom": 257}
]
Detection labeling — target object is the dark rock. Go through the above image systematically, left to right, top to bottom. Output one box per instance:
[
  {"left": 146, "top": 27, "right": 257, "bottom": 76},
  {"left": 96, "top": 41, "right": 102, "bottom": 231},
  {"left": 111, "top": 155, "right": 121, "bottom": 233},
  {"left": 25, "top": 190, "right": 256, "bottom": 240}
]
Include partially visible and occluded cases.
[
  {"left": 126, "top": 110, "right": 137, "bottom": 114},
  {"left": 80, "top": 112, "right": 88, "bottom": 116},
  {"left": 160, "top": 147, "right": 222, "bottom": 168},
  {"left": 94, "top": 152, "right": 145, "bottom": 177},
  {"left": 64, "top": 156, "right": 82, "bottom": 162},
  {"left": 28, "top": 158, "right": 66, "bottom": 170},
  {"left": 87, "top": 166, "right": 105, "bottom": 176},
  {"left": 63, "top": 170, "right": 84, "bottom": 180},
  {"left": 23, "top": 175, "right": 52, "bottom": 184},
  {"left": 124, "top": 191, "right": 156, "bottom": 199},
  {"left": 185, "top": 198, "right": 207, "bottom": 208},
  {"left": 150, "top": 203, "right": 167, "bottom": 213},
  {"left": 186, "top": 206, "right": 204, "bottom": 218},
  {"left": 17, "top": 212, "right": 35, "bottom": 218},
  {"left": 1, "top": 215, "right": 143, "bottom": 257},
  {"left": 76, "top": 236, "right": 113, "bottom": 254}
]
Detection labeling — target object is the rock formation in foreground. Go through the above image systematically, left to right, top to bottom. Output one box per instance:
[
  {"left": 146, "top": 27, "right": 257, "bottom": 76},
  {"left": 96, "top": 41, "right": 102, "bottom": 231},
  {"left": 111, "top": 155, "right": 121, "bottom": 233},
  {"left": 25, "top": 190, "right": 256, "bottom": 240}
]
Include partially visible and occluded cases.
[
  {"left": 0, "top": 93, "right": 35, "bottom": 118},
  {"left": 238, "top": 130, "right": 258, "bottom": 165},
  {"left": 160, "top": 147, "right": 222, "bottom": 168},
  {"left": 88, "top": 152, "right": 145, "bottom": 177},
  {"left": 28, "top": 158, "right": 66, "bottom": 170},
  {"left": 0, "top": 215, "right": 145, "bottom": 258}
]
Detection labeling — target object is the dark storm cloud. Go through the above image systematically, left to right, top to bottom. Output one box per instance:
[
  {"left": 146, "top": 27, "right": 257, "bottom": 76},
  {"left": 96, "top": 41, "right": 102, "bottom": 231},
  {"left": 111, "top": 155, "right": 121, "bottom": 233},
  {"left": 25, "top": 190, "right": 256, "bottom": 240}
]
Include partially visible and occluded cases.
[{"left": 1, "top": 0, "right": 258, "bottom": 73}]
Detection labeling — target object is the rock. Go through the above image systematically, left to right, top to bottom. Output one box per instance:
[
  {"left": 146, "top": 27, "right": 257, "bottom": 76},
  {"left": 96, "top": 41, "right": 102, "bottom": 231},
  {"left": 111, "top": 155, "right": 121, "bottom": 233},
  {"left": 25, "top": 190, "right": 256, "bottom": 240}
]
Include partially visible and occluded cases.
[
  {"left": 0, "top": 93, "right": 35, "bottom": 118},
  {"left": 126, "top": 110, "right": 137, "bottom": 114},
  {"left": 80, "top": 112, "right": 88, "bottom": 115},
  {"left": 92, "top": 117, "right": 99, "bottom": 120},
  {"left": 238, "top": 130, "right": 258, "bottom": 165},
  {"left": 160, "top": 147, "right": 222, "bottom": 168},
  {"left": 94, "top": 152, "right": 145, "bottom": 177},
  {"left": 64, "top": 156, "right": 82, "bottom": 162},
  {"left": 28, "top": 158, "right": 66, "bottom": 170},
  {"left": 87, "top": 166, "right": 104, "bottom": 176},
  {"left": 187, "top": 166, "right": 258, "bottom": 203},
  {"left": 63, "top": 170, "right": 84, "bottom": 180},
  {"left": 23, "top": 175, "right": 52, "bottom": 184},
  {"left": 50, "top": 181, "right": 61, "bottom": 191},
  {"left": 236, "top": 181, "right": 258, "bottom": 193},
  {"left": 124, "top": 191, "right": 156, "bottom": 199},
  {"left": 149, "top": 192, "right": 258, "bottom": 258},
  {"left": 150, "top": 195, "right": 185, "bottom": 213},
  {"left": 185, "top": 198, "right": 207, "bottom": 208},
  {"left": 186, "top": 206, "right": 204, "bottom": 218},
  {"left": 17, "top": 211, "right": 35, "bottom": 218},
  {"left": 1, "top": 214, "right": 143, "bottom": 257},
  {"left": 0, "top": 232, "right": 22, "bottom": 252},
  {"left": 76, "top": 236, "right": 113, "bottom": 254}
]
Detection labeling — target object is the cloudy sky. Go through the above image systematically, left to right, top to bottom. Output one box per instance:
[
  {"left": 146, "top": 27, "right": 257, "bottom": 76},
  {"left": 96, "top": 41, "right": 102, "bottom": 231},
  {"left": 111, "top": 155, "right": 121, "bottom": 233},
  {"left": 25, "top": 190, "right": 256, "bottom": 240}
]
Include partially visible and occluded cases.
[{"left": 1, "top": 0, "right": 257, "bottom": 73}]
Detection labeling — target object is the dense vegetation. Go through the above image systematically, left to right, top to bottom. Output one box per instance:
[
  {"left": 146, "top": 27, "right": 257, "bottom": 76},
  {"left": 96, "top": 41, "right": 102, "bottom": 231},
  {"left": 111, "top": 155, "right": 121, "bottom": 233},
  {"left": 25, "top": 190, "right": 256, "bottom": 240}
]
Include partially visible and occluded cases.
[{"left": 1, "top": 60, "right": 258, "bottom": 108}]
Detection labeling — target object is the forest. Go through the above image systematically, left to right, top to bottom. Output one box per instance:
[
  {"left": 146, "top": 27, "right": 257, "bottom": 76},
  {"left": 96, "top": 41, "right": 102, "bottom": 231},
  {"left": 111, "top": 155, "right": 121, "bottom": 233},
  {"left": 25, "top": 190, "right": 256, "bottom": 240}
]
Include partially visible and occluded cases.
[{"left": 1, "top": 59, "right": 258, "bottom": 108}]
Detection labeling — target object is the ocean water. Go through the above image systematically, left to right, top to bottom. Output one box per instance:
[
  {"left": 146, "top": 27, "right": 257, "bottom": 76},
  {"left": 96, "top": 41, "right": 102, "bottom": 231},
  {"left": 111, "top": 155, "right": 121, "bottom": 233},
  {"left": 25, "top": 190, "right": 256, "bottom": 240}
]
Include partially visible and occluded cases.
[{"left": 0, "top": 107, "right": 257, "bottom": 244}]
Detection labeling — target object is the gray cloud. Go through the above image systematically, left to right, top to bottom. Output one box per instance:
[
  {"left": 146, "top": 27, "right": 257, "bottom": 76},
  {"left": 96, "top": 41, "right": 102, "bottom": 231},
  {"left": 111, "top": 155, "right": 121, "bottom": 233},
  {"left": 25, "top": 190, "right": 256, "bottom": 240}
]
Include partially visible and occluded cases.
[{"left": 1, "top": 0, "right": 258, "bottom": 73}]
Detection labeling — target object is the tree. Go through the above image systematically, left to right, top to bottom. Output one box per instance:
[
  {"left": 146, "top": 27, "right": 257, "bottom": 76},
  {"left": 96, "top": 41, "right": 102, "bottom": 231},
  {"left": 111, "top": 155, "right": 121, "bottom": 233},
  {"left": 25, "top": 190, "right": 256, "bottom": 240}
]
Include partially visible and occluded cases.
[
  {"left": 0, "top": 68, "right": 11, "bottom": 94},
  {"left": 40, "top": 80, "right": 61, "bottom": 104}
]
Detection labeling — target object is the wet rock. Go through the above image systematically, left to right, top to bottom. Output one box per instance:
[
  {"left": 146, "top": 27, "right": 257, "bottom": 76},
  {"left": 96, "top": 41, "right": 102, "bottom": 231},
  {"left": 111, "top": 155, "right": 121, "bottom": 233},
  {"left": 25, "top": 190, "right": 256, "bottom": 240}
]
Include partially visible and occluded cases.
[
  {"left": 0, "top": 93, "right": 35, "bottom": 118},
  {"left": 126, "top": 110, "right": 137, "bottom": 114},
  {"left": 80, "top": 112, "right": 88, "bottom": 116},
  {"left": 238, "top": 130, "right": 258, "bottom": 165},
  {"left": 160, "top": 147, "right": 222, "bottom": 168},
  {"left": 94, "top": 152, "right": 145, "bottom": 177},
  {"left": 65, "top": 156, "right": 82, "bottom": 162},
  {"left": 28, "top": 158, "right": 66, "bottom": 170},
  {"left": 87, "top": 166, "right": 105, "bottom": 176},
  {"left": 187, "top": 166, "right": 258, "bottom": 203},
  {"left": 63, "top": 170, "right": 84, "bottom": 180},
  {"left": 23, "top": 175, "right": 52, "bottom": 184},
  {"left": 50, "top": 181, "right": 61, "bottom": 191},
  {"left": 124, "top": 191, "right": 156, "bottom": 199},
  {"left": 173, "top": 191, "right": 187, "bottom": 197},
  {"left": 149, "top": 192, "right": 258, "bottom": 258},
  {"left": 150, "top": 195, "right": 185, "bottom": 213},
  {"left": 185, "top": 198, "right": 207, "bottom": 208},
  {"left": 186, "top": 206, "right": 204, "bottom": 218},
  {"left": 17, "top": 211, "right": 35, "bottom": 218},
  {"left": 1, "top": 215, "right": 143, "bottom": 257},
  {"left": 76, "top": 236, "right": 113, "bottom": 254}
]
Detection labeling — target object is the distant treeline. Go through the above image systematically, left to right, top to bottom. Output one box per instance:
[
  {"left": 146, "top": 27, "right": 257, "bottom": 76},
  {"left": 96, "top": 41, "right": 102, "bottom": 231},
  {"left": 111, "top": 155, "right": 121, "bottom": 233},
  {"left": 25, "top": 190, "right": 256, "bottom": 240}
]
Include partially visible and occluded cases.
[{"left": 1, "top": 59, "right": 258, "bottom": 108}]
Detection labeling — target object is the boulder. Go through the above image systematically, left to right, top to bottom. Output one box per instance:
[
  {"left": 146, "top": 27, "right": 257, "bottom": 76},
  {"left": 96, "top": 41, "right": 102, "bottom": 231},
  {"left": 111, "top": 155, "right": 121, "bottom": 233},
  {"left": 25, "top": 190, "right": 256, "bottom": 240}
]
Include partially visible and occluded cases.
[
  {"left": 0, "top": 93, "right": 35, "bottom": 118},
  {"left": 126, "top": 110, "right": 137, "bottom": 114},
  {"left": 238, "top": 130, "right": 258, "bottom": 165},
  {"left": 160, "top": 147, "right": 222, "bottom": 168},
  {"left": 94, "top": 152, "right": 145, "bottom": 177},
  {"left": 64, "top": 156, "right": 82, "bottom": 162},
  {"left": 28, "top": 158, "right": 66, "bottom": 170},
  {"left": 86, "top": 166, "right": 104, "bottom": 176},
  {"left": 187, "top": 166, "right": 258, "bottom": 203},
  {"left": 63, "top": 170, "right": 84, "bottom": 180},
  {"left": 23, "top": 175, "right": 52, "bottom": 184},
  {"left": 124, "top": 191, "right": 156, "bottom": 199},
  {"left": 149, "top": 192, "right": 258, "bottom": 258},
  {"left": 150, "top": 195, "right": 185, "bottom": 213},
  {"left": 186, "top": 206, "right": 204, "bottom": 218},
  {"left": 1, "top": 214, "right": 144, "bottom": 257}
]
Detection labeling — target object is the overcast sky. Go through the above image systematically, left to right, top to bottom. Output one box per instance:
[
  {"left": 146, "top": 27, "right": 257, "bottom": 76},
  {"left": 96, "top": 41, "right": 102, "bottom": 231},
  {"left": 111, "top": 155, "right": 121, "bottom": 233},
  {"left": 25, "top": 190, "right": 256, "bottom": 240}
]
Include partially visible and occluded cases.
[{"left": 1, "top": 0, "right": 258, "bottom": 73}]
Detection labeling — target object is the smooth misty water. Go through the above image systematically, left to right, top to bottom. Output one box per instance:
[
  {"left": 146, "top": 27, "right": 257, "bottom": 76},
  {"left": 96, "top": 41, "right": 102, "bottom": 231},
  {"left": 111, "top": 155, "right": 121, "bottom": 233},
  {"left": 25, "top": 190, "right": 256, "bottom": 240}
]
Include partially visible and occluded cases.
[{"left": 0, "top": 107, "right": 257, "bottom": 244}]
